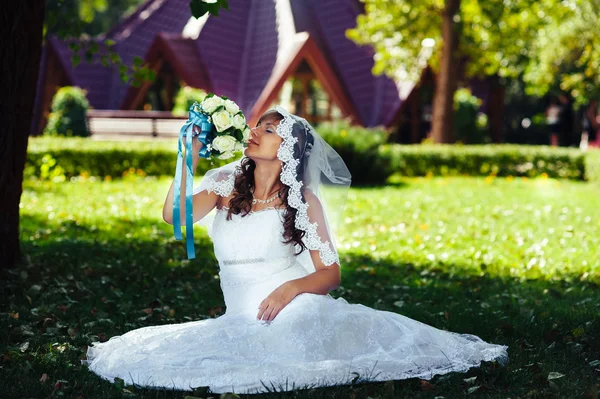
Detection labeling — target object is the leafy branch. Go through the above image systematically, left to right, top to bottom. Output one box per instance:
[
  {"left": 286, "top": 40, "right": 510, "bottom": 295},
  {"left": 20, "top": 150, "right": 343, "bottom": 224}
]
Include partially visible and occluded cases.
[{"left": 45, "top": 0, "right": 230, "bottom": 86}]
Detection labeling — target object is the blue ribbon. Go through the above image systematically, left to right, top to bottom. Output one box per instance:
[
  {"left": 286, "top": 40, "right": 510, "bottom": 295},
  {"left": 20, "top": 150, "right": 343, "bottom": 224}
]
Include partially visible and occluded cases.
[{"left": 173, "top": 104, "right": 214, "bottom": 259}]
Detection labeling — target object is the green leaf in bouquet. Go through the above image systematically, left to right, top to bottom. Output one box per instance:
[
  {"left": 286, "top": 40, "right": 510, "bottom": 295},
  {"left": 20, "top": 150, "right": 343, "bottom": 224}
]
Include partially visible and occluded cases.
[{"left": 191, "top": 102, "right": 202, "bottom": 113}]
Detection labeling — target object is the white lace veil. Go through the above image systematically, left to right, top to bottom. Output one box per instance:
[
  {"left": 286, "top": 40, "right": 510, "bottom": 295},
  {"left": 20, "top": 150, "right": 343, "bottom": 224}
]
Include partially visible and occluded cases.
[{"left": 193, "top": 105, "right": 352, "bottom": 274}]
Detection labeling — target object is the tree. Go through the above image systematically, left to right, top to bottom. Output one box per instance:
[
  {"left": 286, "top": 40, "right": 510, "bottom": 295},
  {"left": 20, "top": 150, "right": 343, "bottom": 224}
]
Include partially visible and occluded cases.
[
  {"left": 0, "top": 0, "right": 228, "bottom": 269},
  {"left": 46, "top": 0, "right": 145, "bottom": 37},
  {"left": 346, "top": 0, "right": 572, "bottom": 143},
  {"left": 523, "top": 0, "right": 600, "bottom": 108},
  {"left": 1, "top": 1, "right": 46, "bottom": 270}
]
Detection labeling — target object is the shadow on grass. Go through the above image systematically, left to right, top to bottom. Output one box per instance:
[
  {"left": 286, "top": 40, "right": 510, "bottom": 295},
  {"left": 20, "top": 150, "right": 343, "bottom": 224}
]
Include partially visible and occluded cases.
[{"left": 1, "top": 213, "right": 599, "bottom": 398}]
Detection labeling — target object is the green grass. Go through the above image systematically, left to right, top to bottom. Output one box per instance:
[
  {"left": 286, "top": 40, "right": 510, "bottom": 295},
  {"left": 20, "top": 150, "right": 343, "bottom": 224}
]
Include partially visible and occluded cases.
[{"left": 2, "top": 174, "right": 599, "bottom": 398}]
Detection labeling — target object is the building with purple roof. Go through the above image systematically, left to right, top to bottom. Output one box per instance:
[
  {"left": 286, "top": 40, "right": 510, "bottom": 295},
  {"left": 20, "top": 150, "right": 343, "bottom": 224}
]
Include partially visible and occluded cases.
[{"left": 33, "top": 0, "right": 505, "bottom": 143}]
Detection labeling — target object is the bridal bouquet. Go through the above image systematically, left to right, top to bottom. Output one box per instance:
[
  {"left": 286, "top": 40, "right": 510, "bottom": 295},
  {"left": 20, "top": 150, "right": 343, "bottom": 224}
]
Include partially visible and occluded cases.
[
  {"left": 181, "top": 93, "right": 251, "bottom": 160},
  {"left": 174, "top": 94, "right": 250, "bottom": 259}
]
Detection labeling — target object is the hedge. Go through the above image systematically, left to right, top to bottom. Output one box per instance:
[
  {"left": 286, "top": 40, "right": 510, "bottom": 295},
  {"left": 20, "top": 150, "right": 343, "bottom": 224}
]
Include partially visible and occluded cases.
[
  {"left": 25, "top": 137, "right": 600, "bottom": 184},
  {"left": 25, "top": 138, "right": 233, "bottom": 180},
  {"left": 378, "top": 144, "right": 590, "bottom": 180},
  {"left": 584, "top": 148, "right": 600, "bottom": 183}
]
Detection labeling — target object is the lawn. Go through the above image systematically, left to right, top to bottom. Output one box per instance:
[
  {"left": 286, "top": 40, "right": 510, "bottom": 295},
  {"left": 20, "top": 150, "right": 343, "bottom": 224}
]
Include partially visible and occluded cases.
[{"left": 2, "top": 174, "right": 599, "bottom": 398}]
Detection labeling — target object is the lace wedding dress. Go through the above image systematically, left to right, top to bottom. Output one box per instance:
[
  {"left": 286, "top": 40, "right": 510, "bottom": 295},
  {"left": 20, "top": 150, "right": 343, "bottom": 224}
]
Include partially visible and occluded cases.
[{"left": 82, "top": 206, "right": 509, "bottom": 394}]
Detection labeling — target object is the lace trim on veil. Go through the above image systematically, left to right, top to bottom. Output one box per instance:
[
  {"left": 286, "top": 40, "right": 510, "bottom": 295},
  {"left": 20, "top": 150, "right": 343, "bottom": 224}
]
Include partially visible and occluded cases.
[{"left": 275, "top": 106, "right": 339, "bottom": 267}]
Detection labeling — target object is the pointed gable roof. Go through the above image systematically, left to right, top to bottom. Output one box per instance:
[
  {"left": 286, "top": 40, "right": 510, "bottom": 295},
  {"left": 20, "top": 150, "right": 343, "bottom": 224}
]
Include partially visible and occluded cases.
[
  {"left": 288, "top": 0, "right": 408, "bottom": 126},
  {"left": 120, "top": 32, "right": 212, "bottom": 110},
  {"left": 248, "top": 32, "right": 360, "bottom": 126}
]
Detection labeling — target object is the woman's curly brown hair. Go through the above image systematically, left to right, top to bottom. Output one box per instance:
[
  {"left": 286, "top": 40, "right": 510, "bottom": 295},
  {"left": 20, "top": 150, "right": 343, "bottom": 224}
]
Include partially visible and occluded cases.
[{"left": 226, "top": 109, "right": 313, "bottom": 255}]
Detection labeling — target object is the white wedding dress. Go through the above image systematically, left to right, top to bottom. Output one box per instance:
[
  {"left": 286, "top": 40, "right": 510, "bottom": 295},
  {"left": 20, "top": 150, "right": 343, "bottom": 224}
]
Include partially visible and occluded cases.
[{"left": 82, "top": 206, "right": 509, "bottom": 394}]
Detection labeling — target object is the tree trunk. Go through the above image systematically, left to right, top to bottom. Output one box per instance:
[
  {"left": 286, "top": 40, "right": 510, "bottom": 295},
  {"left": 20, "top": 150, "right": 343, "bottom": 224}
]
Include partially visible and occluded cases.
[
  {"left": 430, "top": 0, "right": 462, "bottom": 144},
  {"left": 0, "top": 2, "right": 45, "bottom": 269},
  {"left": 486, "top": 77, "right": 506, "bottom": 143}
]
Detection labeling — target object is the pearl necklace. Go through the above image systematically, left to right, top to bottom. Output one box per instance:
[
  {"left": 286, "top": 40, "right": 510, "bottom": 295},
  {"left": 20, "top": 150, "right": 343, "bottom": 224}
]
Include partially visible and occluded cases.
[{"left": 252, "top": 192, "right": 279, "bottom": 205}]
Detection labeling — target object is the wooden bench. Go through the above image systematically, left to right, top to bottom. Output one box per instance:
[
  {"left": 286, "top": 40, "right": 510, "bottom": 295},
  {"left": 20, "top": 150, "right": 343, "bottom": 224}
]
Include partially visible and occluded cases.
[{"left": 86, "top": 110, "right": 188, "bottom": 140}]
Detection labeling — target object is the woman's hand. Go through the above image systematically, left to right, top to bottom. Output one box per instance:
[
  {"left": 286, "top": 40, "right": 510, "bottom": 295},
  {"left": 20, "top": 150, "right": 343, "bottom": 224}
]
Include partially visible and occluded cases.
[
  {"left": 180, "top": 124, "right": 204, "bottom": 160},
  {"left": 257, "top": 281, "right": 297, "bottom": 322}
]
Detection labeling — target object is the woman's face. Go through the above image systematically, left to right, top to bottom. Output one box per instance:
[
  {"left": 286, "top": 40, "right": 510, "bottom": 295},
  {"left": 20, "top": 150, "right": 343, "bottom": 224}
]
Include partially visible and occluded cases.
[{"left": 244, "top": 115, "right": 283, "bottom": 161}]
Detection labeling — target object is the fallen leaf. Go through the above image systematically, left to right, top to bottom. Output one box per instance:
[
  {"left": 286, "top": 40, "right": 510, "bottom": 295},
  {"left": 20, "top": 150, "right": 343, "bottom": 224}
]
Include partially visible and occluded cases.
[
  {"left": 548, "top": 372, "right": 565, "bottom": 380},
  {"left": 463, "top": 376, "right": 477, "bottom": 385},
  {"left": 420, "top": 379, "right": 435, "bottom": 391}
]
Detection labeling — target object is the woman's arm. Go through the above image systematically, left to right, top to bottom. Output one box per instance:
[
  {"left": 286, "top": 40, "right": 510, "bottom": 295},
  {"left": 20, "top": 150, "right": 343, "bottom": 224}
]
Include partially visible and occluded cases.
[
  {"left": 162, "top": 128, "right": 219, "bottom": 225},
  {"left": 286, "top": 190, "right": 341, "bottom": 296}
]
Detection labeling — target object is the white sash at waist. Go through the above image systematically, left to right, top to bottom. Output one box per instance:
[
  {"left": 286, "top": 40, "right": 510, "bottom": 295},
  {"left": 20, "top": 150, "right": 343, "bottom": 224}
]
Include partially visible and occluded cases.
[{"left": 218, "top": 256, "right": 297, "bottom": 287}]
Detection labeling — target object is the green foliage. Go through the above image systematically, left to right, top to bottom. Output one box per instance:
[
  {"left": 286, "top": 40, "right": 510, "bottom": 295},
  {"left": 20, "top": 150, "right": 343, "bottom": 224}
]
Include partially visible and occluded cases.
[
  {"left": 45, "top": 0, "right": 142, "bottom": 37},
  {"left": 45, "top": 0, "right": 159, "bottom": 86},
  {"left": 45, "top": 0, "right": 228, "bottom": 86},
  {"left": 190, "top": 0, "right": 229, "bottom": 18},
  {"left": 347, "top": 0, "right": 560, "bottom": 82},
  {"left": 523, "top": 0, "right": 600, "bottom": 106},
  {"left": 347, "top": 1, "right": 598, "bottom": 104},
  {"left": 172, "top": 86, "right": 207, "bottom": 117},
  {"left": 43, "top": 87, "right": 90, "bottom": 137},
  {"left": 453, "top": 88, "right": 489, "bottom": 144},
  {"left": 318, "top": 119, "right": 392, "bottom": 184},
  {"left": 26, "top": 137, "right": 237, "bottom": 180},
  {"left": 26, "top": 137, "right": 600, "bottom": 186},
  {"left": 379, "top": 144, "right": 587, "bottom": 180},
  {"left": 584, "top": 148, "right": 600, "bottom": 184},
  {"left": 38, "top": 154, "right": 67, "bottom": 182}
]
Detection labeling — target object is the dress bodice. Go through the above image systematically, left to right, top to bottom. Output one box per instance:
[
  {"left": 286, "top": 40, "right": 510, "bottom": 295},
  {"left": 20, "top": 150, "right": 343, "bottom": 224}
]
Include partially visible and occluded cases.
[
  {"left": 208, "top": 206, "right": 310, "bottom": 315},
  {"left": 210, "top": 207, "right": 296, "bottom": 264}
]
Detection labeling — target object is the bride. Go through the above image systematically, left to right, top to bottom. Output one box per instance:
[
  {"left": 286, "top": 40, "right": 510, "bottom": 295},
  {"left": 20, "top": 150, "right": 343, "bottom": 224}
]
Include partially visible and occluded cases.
[{"left": 81, "top": 106, "right": 509, "bottom": 394}]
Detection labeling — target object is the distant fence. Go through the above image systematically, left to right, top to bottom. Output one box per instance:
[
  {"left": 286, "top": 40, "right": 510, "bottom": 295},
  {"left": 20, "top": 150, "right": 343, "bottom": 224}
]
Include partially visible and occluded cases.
[{"left": 86, "top": 110, "right": 187, "bottom": 140}]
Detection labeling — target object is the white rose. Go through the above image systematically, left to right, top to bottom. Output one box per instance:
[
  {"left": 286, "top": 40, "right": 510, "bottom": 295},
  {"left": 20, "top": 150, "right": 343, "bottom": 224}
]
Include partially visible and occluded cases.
[
  {"left": 201, "top": 96, "right": 223, "bottom": 114},
  {"left": 224, "top": 99, "right": 240, "bottom": 115},
  {"left": 212, "top": 110, "right": 234, "bottom": 132},
  {"left": 233, "top": 113, "right": 246, "bottom": 130},
  {"left": 242, "top": 127, "right": 251, "bottom": 141},
  {"left": 212, "top": 135, "right": 237, "bottom": 153},
  {"left": 234, "top": 141, "right": 243, "bottom": 151},
  {"left": 218, "top": 151, "right": 235, "bottom": 160}
]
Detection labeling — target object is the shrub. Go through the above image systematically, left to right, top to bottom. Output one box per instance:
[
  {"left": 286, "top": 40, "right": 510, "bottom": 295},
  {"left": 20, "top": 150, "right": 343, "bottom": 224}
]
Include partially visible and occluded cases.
[
  {"left": 44, "top": 86, "right": 90, "bottom": 137},
  {"left": 172, "top": 86, "right": 207, "bottom": 116},
  {"left": 454, "top": 88, "right": 490, "bottom": 144},
  {"left": 317, "top": 119, "right": 392, "bottom": 184},
  {"left": 25, "top": 137, "right": 235, "bottom": 179},
  {"left": 25, "top": 137, "right": 598, "bottom": 183},
  {"left": 380, "top": 144, "right": 585, "bottom": 179},
  {"left": 584, "top": 148, "right": 600, "bottom": 183}
]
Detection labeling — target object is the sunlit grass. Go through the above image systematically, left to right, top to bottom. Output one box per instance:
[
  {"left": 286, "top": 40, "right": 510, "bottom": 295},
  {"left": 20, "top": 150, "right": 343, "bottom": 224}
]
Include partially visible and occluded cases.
[{"left": 341, "top": 174, "right": 600, "bottom": 284}]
